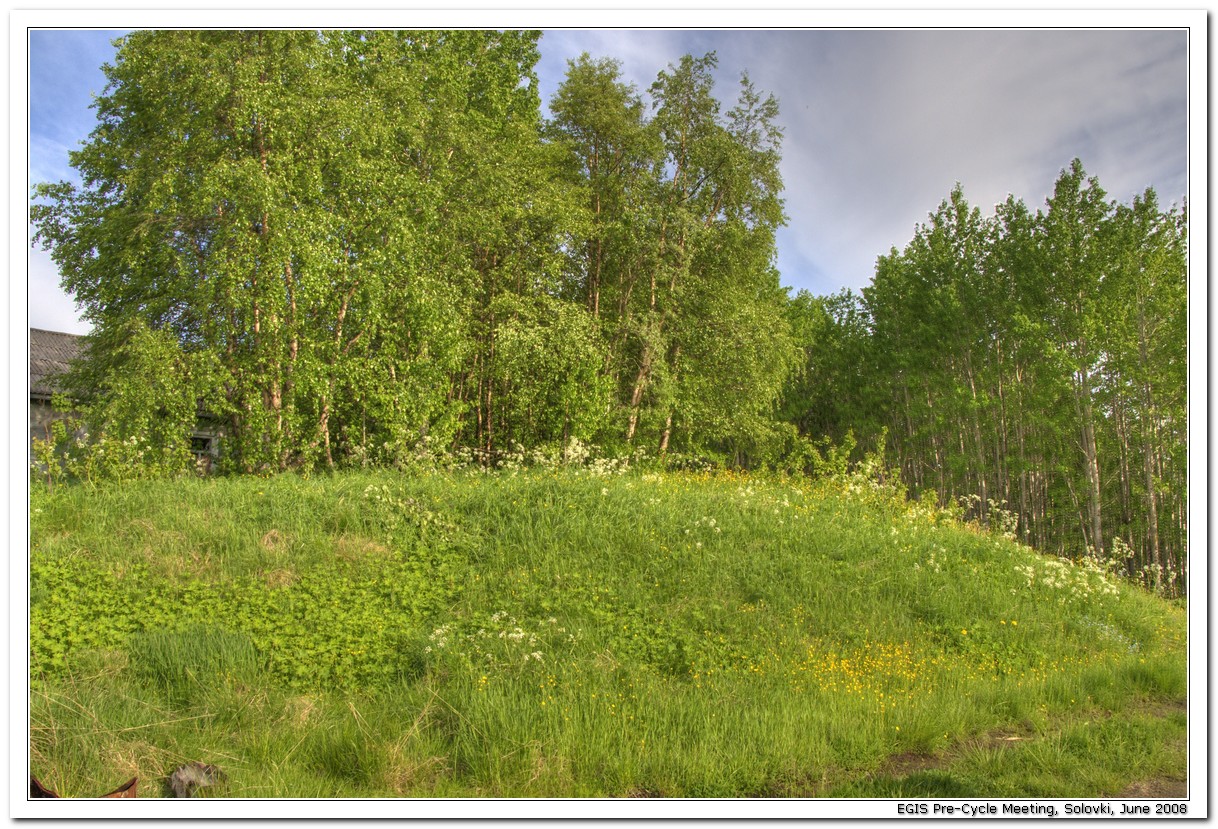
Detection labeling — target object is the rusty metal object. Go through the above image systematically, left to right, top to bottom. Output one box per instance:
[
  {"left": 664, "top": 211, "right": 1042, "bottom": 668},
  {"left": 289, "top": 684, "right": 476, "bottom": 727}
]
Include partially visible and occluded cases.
[
  {"left": 30, "top": 775, "right": 138, "bottom": 798},
  {"left": 29, "top": 776, "right": 57, "bottom": 798},
  {"left": 101, "top": 777, "right": 138, "bottom": 798}
]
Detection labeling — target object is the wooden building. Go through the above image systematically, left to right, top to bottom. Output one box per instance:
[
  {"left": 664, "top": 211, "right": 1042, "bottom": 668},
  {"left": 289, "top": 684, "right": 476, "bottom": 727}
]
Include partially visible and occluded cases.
[{"left": 28, "top": 328, "right": 221, "bottom": 466}]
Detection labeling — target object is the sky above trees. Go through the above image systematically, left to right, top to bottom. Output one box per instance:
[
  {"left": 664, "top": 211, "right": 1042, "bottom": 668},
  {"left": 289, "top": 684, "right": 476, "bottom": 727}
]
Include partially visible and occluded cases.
[{"left": 27, "top": 25, "right": 1189, "bottom": 335}]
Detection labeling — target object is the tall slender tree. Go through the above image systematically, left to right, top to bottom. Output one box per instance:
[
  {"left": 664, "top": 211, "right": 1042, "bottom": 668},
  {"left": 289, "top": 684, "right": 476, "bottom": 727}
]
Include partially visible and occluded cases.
[{"left": 786, "top": 160, "right": 1188, "bottom": 592}]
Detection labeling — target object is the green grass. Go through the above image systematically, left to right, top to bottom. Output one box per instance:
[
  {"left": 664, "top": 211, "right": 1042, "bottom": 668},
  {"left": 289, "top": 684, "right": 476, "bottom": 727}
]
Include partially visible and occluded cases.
[{"left": 27, "top": 467, "right": 1187, "bottom": 797}]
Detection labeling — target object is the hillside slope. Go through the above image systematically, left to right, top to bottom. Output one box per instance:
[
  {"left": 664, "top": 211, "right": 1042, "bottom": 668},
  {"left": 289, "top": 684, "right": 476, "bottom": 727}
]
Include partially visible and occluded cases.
[{"left": 28, "top": 467, "right": 1186, "bottom": 798}]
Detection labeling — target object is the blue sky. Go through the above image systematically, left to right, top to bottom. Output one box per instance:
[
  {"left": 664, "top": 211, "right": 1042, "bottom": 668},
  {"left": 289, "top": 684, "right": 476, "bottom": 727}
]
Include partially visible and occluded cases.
[{"left": 27, "top": 27, "right": 1190, "bottom": 334}]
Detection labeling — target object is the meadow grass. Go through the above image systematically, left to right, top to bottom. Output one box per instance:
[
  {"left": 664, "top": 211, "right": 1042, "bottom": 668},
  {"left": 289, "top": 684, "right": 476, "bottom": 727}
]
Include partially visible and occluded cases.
[{"left": 28, "top": 466, "right": 1187, "bottom": 797}]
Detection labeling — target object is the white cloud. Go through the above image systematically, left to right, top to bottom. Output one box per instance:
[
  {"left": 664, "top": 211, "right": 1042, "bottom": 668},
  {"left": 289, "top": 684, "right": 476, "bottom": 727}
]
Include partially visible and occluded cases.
[
  {"left": 26, "top": 28, "right": 1189, "bottom": 316},
  {"left": 537, "top": 29, "right": 693, "bottom": 112},
  {"left": 745, "top": 29, "right": 1187, "bottom": 292},
  {"left": 28, "top": 245, "right": 90, "bottom": 335}
]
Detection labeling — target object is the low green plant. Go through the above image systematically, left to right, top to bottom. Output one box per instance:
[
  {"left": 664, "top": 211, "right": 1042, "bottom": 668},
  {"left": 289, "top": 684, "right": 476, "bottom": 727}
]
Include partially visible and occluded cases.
[{"left": 28, "top": 466, "right": 1187, "bottom": 798}]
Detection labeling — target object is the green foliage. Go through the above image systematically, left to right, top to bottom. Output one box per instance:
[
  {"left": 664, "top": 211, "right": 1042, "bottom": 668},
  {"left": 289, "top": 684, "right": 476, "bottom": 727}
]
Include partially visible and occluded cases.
[
  {"left": 28, "top": 30, "right": 1184, "bottom": 607},
  {"left": 30, "top": 30, "right": 539, "bottom": 470},
  {"left": 32, "top": 33, "right": 802, "bottom": 473},
  {"left": 781, "top": 161, "right": 1188, "bottom": 595},
  {"left": 488, "top": 293, "right": 614, "bottom": 447},
  {"left": 29, "top": 322, "right": 220, "bottom": 485},
  {"left": 30, "top": 413, "right": 71, "bottom": 492},
  {"left": 29, "top": 469, "right": 1185, "bottom": 797},
  {"left": 31, "top": 480, "right": 470, "bottom": 692},
  {"left": 831, "top": 708, "right": 1186, "bottom": 799}
]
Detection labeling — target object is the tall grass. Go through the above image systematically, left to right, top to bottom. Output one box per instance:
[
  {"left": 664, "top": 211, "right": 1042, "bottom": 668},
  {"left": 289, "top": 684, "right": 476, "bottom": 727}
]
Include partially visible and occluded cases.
[{"left": 28, "top": 466, "right": 1186, "bottom": 797}]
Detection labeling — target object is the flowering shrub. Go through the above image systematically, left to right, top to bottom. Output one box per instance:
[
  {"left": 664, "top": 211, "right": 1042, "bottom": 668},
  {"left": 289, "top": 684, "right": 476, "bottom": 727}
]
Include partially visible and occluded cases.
[
  {"left": 31, "top": 402, "right": 196, "bottom": 487},
  {"left": 1013, "top": 554, "right": 1120, "bottom": 604}
]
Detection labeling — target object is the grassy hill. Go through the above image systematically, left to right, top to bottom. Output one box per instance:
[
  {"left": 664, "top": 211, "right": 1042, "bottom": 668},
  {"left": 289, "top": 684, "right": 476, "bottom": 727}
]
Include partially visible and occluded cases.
[{"left": 28, "top": 465, "right": 1187, "bottom": 798}]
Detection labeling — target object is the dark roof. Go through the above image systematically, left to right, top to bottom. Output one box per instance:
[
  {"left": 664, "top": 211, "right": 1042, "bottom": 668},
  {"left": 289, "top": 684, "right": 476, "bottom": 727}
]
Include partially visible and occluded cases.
[{"left": 30, "top": 328, "right": 83, "bottom": 399}]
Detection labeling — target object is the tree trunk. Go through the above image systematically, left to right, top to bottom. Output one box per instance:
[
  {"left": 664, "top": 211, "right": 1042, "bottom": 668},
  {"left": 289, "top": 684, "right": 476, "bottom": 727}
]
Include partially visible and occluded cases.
[
  {"left": 1135, "top": 304, "right": 1163, "bottom": 589},
  {"left": 658, "top": 343, "right": 681, "bottom": 454},
  {"left": 625, "top": 344, "right": 652, "bottom": 443},
  {"left": 964, "top": 357, "right": 988, "bottom": 524},
  {"left": 1079, "top": 386, "right": 1104, "bottom": 558},
  {"left": 319, "top": 394, "right": 333, "bottom": 468}
]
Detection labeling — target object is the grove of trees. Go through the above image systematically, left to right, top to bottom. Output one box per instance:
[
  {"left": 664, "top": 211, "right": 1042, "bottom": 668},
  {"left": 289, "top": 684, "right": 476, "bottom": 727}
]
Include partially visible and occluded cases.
[
  {"left": 33, "top": 30, "right": 794, "bottom": 472},
  {"left": 32, "top": 31, "right": 1187, "bottom": 593},
  {"left": 784, "top": 163, "right": 1187, "bottom": 594}
]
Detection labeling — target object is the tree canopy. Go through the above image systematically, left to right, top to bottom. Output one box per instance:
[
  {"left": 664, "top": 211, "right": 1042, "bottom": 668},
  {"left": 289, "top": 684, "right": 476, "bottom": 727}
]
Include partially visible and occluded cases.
[
  {"left": 33, "top": 32, "right": 794, "bottom": 472},
  {"left": 32, "top": 34, "right": 1187, "bottom": 594},
  {"left": 781, "top": 161, "right": 1187, "bottom": 594}
]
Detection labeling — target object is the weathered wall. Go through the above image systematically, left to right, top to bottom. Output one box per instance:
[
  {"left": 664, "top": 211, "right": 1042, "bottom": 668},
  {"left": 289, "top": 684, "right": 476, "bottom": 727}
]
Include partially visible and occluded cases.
[
  {"left": 29, "top": 397, "right": 223, "bottom": 470},
  {"left": 30, "top": 399, "right": 68, "bottom": 451}
]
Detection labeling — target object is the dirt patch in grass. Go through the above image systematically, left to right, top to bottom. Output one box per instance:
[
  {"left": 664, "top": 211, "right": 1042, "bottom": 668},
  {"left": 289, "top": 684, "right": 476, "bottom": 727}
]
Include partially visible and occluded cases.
[
  {"left": 130, "top": 518, "right": 187, "bottom": 549},
  {"left": 130, "top": 520, "right": 214, "bottom": 579},
  {"left": 260, "top": 530, "right": 290, "bottom": 552},
  {"left": 334, "top": 535, "right": 393, "bottom": 561},
  {"left": 148, "top": 550, "right": 217, "bottom": 581},
  {"left": 262, "top": 567, "right": 298, "bottom": 589},
  {"left": 281, "top": 695, "right": 318, "bottom": 729},
  {"left": 1135, "top": 697, "right": 1188, "bottom": 718},
  {"left": 863, "top": 699, "right": 1186, "bottom": 796},
  {"left": 1118, "top": 707, "right": 1188, "bottom": 800},
  {"left": 873, "top": 726, "right": 1034, "bottom": 782},
  {"left": 99, "top": 738, "right": 176, "bottom": 793},
  {"left": 877, "top": 750, "right": 938, "bottom": 779},
  {"left": 383, "top": 753, "right": 449, "bottom": 796},
  {"left": 748, "top": 767, "right": 836, "bottom": 797},
  {"left": 1120, "top": 777, "right": 1188, "bottom": 798},
  {"left": 625, "top": 786, "right": 666, "bottom": 798}
]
